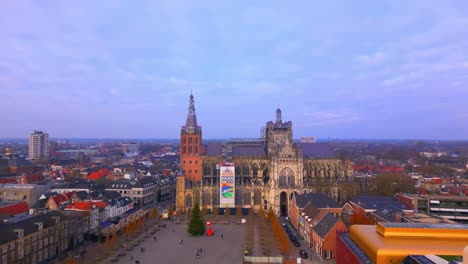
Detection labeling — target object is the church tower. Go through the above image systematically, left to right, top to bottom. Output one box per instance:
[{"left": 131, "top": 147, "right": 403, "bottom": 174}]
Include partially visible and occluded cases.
[{"left": 180, "top": 93, "right": 202, "bottom": 181}]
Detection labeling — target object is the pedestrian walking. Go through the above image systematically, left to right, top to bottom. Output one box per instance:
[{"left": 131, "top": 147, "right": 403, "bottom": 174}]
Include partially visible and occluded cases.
[
  {"left": 173, "top": 228, "right": 175, "bottom": 232},
  {"left": 221, "top": 233, "right": 223, "bottom": 240},
  {"left": 200, "top": 247, "right": 203, "bottom": 254},
  {"left": 196, "top": 253, "right": 200, "bottom": 259},
  {"left": 131, "top": 255, "right": 133, "bottom": 260}
]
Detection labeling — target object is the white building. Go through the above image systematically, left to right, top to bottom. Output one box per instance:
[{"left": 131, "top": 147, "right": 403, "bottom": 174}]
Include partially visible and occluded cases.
[{"left": 28, "top": 130, "right": 50, "bottom": 161}]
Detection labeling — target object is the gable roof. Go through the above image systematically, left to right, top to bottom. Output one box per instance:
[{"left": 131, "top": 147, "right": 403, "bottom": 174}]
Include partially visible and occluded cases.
[
  {"left": 206, "top": 142, "right": 223, "bottom": 157},
  {"left": 298, "top": 143, "right": 335, "bottom": 158},
  {"left": 231, "top": 146, "right": 265, "bottom": 157},
  {"left": 294, "top": 193, "right": 340, "bottom": 209},
  {"left": 351, "top": 196, "right": 408, "bottom": 212},
  {"left": 0, "top": 202, "right": 29, "bottom": 216},
  {"left": 0, "top": 211, "right": 69, "bottom": 244},
  {"left": 312, "top": 213, "right": 339, "bottom": 239}
]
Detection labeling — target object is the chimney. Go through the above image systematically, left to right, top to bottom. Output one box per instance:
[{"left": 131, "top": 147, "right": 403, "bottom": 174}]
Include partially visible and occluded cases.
[
  {"left": 52, "top": 216, "right": 60, "bottom": 224},
  {"left": 34, "top": 222, "right": 43, "bottom": 231},
  {"left": 13, "top": 229, "right": 24, "bottom": 238}
]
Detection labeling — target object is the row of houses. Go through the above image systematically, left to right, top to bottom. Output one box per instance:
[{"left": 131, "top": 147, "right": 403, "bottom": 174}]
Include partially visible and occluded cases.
[
  {"left": 51, "top": 175, "right": 175, "bottom": 208},
  {"left": 288, "top": 193, "right": 465, "bottom": 262}
]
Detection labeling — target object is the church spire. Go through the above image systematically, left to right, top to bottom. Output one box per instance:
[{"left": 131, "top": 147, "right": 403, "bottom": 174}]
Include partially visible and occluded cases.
[
  {"left": 185, "top": 92, "right": 198, "bottom": 128},
  {"left": 276, "top": 107, "right": 282, "bottom": 124}
]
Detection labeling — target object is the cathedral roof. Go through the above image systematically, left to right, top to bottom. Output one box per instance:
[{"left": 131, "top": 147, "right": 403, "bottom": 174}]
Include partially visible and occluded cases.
[
  {"left": 206, "top": 142, "right": 223, "bottom": 157},
  {"left": 298, "top": 142, "right": 335, "bottom": 158},
  {"left": 232, "top": 146, "right": 265, "bottom": 157}
]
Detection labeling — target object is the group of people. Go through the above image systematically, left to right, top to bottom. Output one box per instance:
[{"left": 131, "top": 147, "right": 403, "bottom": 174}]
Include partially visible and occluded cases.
[{"left": 196, "top": 247, "right": 203, "bottom": 259}]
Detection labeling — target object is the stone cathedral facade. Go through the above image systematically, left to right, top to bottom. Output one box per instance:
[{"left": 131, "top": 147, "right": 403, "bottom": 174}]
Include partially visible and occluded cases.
[{"left": 176, "top": 94, "right": 353, "bottom": 216}]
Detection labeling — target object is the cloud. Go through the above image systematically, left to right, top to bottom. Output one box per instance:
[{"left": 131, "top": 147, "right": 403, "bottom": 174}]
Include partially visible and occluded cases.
[
  {"left": 356, "top": 52, "right": 386, "bottom": 65},
  {"left": 304, "top": 110, "right": 360, "bottom": 127}
]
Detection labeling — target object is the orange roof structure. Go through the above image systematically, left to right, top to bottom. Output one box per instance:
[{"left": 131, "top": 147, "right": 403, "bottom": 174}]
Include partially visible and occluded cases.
[{"left": 349, "top": 222, "right": 468, "bottom": 263}]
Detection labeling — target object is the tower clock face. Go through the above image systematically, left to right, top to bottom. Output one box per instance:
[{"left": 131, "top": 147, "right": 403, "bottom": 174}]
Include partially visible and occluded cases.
[{"left": 187, "top": 127, "right": 194, "bottom": 134}]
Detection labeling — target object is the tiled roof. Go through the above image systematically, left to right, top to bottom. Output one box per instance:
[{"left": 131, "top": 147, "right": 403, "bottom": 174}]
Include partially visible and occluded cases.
[
  {"left": 206, "top": 142, "right": 223, "bottom": 157},
  {"left": 298, "top": 143, "right": 335, "bottom": 158},
  {"left": 232, "top": 146, "right": 265, "bottom": 157},
  {"left": 294, "top": 193, "right": 340, "bottom": 209},
  {"left": 52, "top": 194, "right": 68, "bottom": 205},
  {"left": 351, "top": 196, "right": 408, "bottom": 212},
  {"left": 30, "top": 198, "right": 48, "bottom": 209},
  {"left": 66, "top": 201, "right": 108, "bottom": 211},
  {"left": 0, "top": 202, "right": 29, "bottom": 215},
  {"left": 0, "top": 211, "right": 69, "bottom": 244},
  {"left": 312, "top": 213, "right": 339, "bottom": 238},
  {"left": 338, "top": 232, "right": 374, "bottom": 264}
]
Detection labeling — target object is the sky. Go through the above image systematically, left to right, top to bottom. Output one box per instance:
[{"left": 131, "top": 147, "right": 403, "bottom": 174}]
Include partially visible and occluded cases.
[{"left": 1, "top": 1, "right": 468, "bottom": 140}]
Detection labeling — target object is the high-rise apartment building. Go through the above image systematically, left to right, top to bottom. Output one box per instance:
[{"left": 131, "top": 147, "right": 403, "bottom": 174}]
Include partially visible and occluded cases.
[{"left": 28, "top": 130, "right": 50, "bottom": 161}]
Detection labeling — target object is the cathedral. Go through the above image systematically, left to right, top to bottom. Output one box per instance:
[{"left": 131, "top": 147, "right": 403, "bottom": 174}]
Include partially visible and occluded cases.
[{"left": 176, "top": 93, "right": 353, "bottom": 216}]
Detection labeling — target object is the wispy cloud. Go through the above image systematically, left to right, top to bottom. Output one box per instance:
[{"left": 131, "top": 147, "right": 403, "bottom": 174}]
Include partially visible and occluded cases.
[
  {"left": 356, "top": 52, "right": 386, "bottom": 65},
  {"left": 304, "top": 110, "right": 360, "bottom": 127}
]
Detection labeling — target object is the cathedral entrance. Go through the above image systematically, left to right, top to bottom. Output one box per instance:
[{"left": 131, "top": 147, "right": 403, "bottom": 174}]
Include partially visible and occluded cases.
[{"left": 280, "top": 191, "right": 288, "bottom": 217}]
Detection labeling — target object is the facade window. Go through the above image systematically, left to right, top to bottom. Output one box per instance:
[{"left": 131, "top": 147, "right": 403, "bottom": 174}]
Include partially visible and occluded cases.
[
  {"left": 189, "top": 137, "right": 192, "bottom": 143},
  {"left": 183, "top": 138, "right": 186, "bottom": 143},
  {"left": 183, "top": 146, "right": 186, "bottom": 154},
  {"left": 189, "top": 146, "right": 192, "bottom": 153},
  {"left": 195, "top": 147, "right": 198, "bottom": 153},
  {"left": 183, "top": 160, "right": 186, "bottom": 164},
  {"left": 189, "top": 160, "right": 192, "bottom": 164},
  {"left": 195, "top": 160, "right": 198, "bottom": 164},
  {"left": 189, "top": 170, "right": 192, "bottom": 173},
  {"left": 195, "top": 170, "right": 198, "bottom": 173},
  {"left": 325, "top": 250, "right": 332, "bottom": 259}
]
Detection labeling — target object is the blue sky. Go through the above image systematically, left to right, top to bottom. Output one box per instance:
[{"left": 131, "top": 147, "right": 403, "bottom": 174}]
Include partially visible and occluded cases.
[{"left": 1, "top": 1, "right": 468, "bottom": 139}]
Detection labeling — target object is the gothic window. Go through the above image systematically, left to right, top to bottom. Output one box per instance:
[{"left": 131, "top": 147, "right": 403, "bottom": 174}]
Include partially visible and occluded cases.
[
  {"left": 189, "top": 160, "right": 192, "bottom": 164},
  {"left": 243, "top": 164, "right": 249, "bottom": 176},
  {"left": 253, "top": 164, "right": 259, "bottom": 177},
  {"left": 203, "top": 165, "right": 211, "bottom": 176},
  {"left": 235, "top": 166, "right": 241, "bottom": 176},
  {"left": 279, "top": 167, "right": 295, "bottom": 188},
  {"left": 212, "top": 188, "right": 220, "bottom": 207},
  {"left": 235, "top": 188, "right": 242, "bottom": 206},
  {"left": 194, "top": 190, "right": 200, "bottom": 206},
  {"left": 244, "top": 190, "right": 251, "bottom": 206},
  {"left": 254, "top": 190, "right": 262, "bottom": 205},
  {"left": 202, "top": 191, "right": 210, "bottom": 207},
  {"left": 185, "top": 194, "right": 192, "bottom": 208}
]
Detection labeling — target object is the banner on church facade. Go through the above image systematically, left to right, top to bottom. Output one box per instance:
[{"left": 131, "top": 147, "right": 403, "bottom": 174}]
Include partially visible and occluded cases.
[{"left": 220, "top": 162, "right": 235, "bottom": 208}]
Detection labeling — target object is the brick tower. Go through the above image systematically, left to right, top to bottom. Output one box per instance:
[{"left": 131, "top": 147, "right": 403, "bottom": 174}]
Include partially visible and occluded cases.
[{"left": 180, "top": 93, "right": 202, "bottom": 181}]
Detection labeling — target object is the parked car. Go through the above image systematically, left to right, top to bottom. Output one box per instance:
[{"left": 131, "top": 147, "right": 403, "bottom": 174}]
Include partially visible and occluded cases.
[
  {"left": 289, "top": 235, "right": 297, "bottom": 242},
  {"left": 294, "top": 240, "right": 301, "bottom": 247},
  {"left": 299, "top": 249, "right": 308, "bottom": 258}
]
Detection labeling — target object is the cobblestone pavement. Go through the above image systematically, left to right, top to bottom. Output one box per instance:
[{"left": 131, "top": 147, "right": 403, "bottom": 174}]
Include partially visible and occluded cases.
[{"left": 112, "top": 218, "right": 247, "bottom": 264}]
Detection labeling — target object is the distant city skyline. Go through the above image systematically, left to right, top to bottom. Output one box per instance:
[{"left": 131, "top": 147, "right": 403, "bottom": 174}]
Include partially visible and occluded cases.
[{"left": 1, "top": 1, "right": 468, "bottom": 140}]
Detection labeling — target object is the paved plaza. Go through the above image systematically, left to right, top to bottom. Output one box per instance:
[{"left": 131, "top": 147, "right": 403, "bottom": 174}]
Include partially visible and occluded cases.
[{"left": 114, "top": 220, "right": 246, "bottom": 264}]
